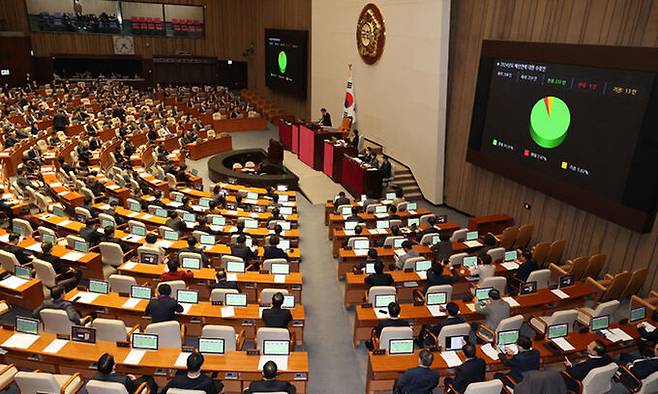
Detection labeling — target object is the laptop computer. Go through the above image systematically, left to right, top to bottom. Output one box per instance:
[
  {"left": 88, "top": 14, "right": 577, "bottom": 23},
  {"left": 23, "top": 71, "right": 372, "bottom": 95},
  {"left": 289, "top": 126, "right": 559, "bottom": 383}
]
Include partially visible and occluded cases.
[
  {"left": 88, "top": 280, "right": 109, "bottom": 294},
  {"left": 130, "top": 286, "right": 152, "bottom": 300},
  {"left": 475, "top": 287, "right": 493, "bottom": 302},
  {"left": 225, "top": 293, "right": 247, "bottom": 307},
  {"left": 374, "top": 294, "right": 396, "bottom": 308},
  {"left": 131, "top": 333, "right": 158, "bottom": 350},
  {"left": 445, "top": 335, "right": 468, "bottom": 351},
  {"left": 198, "top": 337, "right": 225, "bottom": 354},
  {"left": 388, "top": 339, "right": 414, "bottom": 355},
  {"left": 263, "top": 340, "right": 290, "bottom": 356}
]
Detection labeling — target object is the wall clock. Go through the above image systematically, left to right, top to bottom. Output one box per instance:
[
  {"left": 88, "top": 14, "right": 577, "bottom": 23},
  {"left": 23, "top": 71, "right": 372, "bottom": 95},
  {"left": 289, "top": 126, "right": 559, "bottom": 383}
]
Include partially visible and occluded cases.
[
  {"left": 356, "top": 3, "right": 385, "bottom": 65},
  {"left": 113, "top": 36, "right": 135, "bottom": 55}
]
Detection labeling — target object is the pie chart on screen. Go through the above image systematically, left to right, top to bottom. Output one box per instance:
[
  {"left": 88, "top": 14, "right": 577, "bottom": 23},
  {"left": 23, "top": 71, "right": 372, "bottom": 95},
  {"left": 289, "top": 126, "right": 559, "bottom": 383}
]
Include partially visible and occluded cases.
[{"left": 529, "top": 96, "right": 570, "bottom": 149}]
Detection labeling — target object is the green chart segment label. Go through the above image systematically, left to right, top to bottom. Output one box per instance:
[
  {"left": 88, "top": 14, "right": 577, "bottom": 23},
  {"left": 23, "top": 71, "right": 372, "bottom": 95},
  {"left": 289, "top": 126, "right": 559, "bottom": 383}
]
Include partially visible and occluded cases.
[
  {"left": 278, "top": 51, "right": 288, "bottom": 74},
  {"left": 529, "top": 96, "right": 570, "bottom": 149}
]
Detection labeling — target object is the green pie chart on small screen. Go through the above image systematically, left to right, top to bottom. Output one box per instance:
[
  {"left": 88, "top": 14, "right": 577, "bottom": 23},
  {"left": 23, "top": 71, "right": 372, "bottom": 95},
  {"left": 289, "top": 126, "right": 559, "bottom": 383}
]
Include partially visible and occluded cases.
[
  {"left": 278, "top": 51, "right": 287, "bottom": 74},
  {"left": 529, "top": 96, "right": 570, "bottom": 149}
]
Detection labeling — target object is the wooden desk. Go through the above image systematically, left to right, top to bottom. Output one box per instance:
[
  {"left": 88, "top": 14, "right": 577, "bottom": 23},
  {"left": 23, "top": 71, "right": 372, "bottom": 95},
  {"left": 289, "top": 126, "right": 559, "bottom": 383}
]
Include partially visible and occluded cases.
[
  {"left": 187, "top": 135, "right": 233, "bottom": 160},
  {"left": 341, "top": 155, "right": 383, "bottom": 198},
  {"left": 41, "top": 165, "right": 84, "bottom": 207},
  {"left": 328, "top": 208, "right": 434, "bottom": 239},
  {"left": 468, "top": 214, "right": 514, "bottom": 235},
  {"left": 337, "top": 245, "right": 434, "bottom": 280},
  {"left": 0, "top": 273, "right": 43, "bottom": 309},
  {"left": 352, "top": 281, "right": 596, "bottom": 346},
  {"left": 365, "top": 322, "right": 641, "bottom": 394},
  {"left": 0, "top": 327, "right": 309, "bottom": 393}
]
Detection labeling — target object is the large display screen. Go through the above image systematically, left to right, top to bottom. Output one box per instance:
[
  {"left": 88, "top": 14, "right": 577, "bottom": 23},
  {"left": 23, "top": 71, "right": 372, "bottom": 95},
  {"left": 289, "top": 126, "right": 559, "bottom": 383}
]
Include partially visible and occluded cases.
[
  {"left": 265, "top": 29, "right": 308, "bottom": 98},
  {"left": 467, "top": 41, "right": 658, "bottom": 232}
]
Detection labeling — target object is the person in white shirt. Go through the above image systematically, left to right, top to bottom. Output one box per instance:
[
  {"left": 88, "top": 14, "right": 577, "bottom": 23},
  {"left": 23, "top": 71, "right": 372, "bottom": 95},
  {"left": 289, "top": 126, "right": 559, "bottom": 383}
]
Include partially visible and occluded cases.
[{"left": 470, "top": 254, "right": 496, "bottom": 287}]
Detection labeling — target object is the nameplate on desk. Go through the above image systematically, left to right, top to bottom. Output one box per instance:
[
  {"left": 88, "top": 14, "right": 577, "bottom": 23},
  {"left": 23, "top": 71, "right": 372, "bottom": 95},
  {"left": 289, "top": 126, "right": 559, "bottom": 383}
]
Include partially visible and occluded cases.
[
  {"left": 61, "top": 251, "right": 86, "bottom": 261},
  {"left": 120, "top": 262, "right": 137, "bottom": 270},
  {"left": 123, "top": 349, "right": 146, "bottom": 365}
]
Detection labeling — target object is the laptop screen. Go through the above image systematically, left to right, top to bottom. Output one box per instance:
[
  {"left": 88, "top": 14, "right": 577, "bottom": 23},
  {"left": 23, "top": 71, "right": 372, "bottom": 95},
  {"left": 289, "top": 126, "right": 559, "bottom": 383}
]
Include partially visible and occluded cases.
[
  {"left": 277, "top": 185, "right": 287, "bottom": 191},
  {"left": 247, "top": 192, "right": 258, "bottom": 200},
  {"left": 174, "top": 193, "right": 184, "bottom": 203},
  {"left": 385, "top": 193, "right": 396, "bottom": 200},
  {"left": 278, "top": 194, "right": 289, "bottom": 202},
  {"left": 199, "top": 198, "right": 211, "bottom": 208},
  {"left": 129, "top": 201, "right": 141, "bottom": 212},
  {"left": 407, "top": 202, "right": 417, "bottom": 210},
  {"left": 53, "top": 205, "right": 65, "bottom": 217},
  {"left": 375, "top": 205, "right": 387, "bottom": 213},
  {"left": 341, "top": 206, "right": 352, "bottom": 215},
  {"left": 279, "top": 207, "right": 293, "bottom": 216},
  {"left": 155, "top": 208, "right": 167, "bottom": 218},
  {"left": 183, "top": 213, "right": 196, "bottom": 223},
  {"left": 211, "top": 216, "right": 226, "bottom": 226},
  {"left": 407, "top": 218, "right": 419, "bottom": 227},
  {"left": 101, "top": 219, "right": 114, "bottom": 229},
  {"left": 244, "top": 219, "right": 258, "bottom": 229},
  {"left": 376, "top": 220, "right": 389, "bottom": 229},
  {"left": 276, "top": 221, "right": 291, "bottom": 231},
  {"left": 345, "top": 221, "right": 357, "bottom": 230},
  {"left": 131, "top": 225, "right": 146, "bottom": 236},
  {"left": 164, "top": 230, "right": 179, "bottom": 241},
  {"left": 466, "top": 231, "right": 478, "bottom": 241},
  {"left": 41, "top": 233, "right": 56, "bottom": 245},
  {"left": 200, "top": 235, "right": 215, "bottom": 245},
  {"left": 430, "top": 235, "right": 441, "bottom": 245},
  {"left": 393, "top": 238, "right": 404, "bottom": 248},
  {"left": 279, "top": 239, "right": 290, "bottom": 250},
  {"left": 353, "top": 239, "right": 369, "bottom": 250},
  {"left": 74, "top": 240, "right": 89, "bottom": 253},
  {"left": 504, "top": 250, "right": 517, "bottom": 262},
  {"left": 141, "top": 253, "right": 158, "bottom": 264},
  {"left": 462, "top": 256, "right": 477, "bottom": 268},
  {"left": 181, "top": 257, "right": 201, "bottom": 270},
  {"left": 415, "top": 260, "right": 432, "bottom": 272},
  {"left": 226, "top": 261, "right": 245, "bottom": 273},
  {"left": 271, "top": 263, "right": 290, "bottom": 275},
  {"left": 365, "top": 263, "right": 376, "bottom": 274},
  {"left": 15, "top": 265, "right": 31, "bottom": 280},
  {"left": 559, "top": 275, "right": 575, "bottom": 288},
  {"left": 89, "top": 280, "right": 109, "bottom": 294},
  {"left": 520, "top": 281, "right": 537, "bottom": 295},
  {"left": 131, "top": 286, "right": 151, "bottom": 299},
  {"left": 475, "top": 287, "right": 492, "bottom": 301},
  {"left": 177, "top": 290, "right": 199, "bottom": 304},
  {"left": 426, "top": 292, "right": 447, "bottom": 306},
  {"left": 225, "top": 293, "right": 247, "bottom": 307},
  {"left": 375, "top": 294, "right": 396, "bottom": 308},
  {"left": 282, "top": 295, "right": 295, "bottom": 309},
  {"left": 630, "top": 306, "right": 646, "bottom": 323},
  {"left": 591, "top": 315, "right": 610, "bottom": 331},
  {"left": 16, "top": 317, "right": 39, "bottom": 335},
  {"left": 547, "top": 323, "right": 568, "bottom": 340},
  {"left": 72, "top": 326, "right": 96, "bottom": 344},
  {"left": 497, "top": 330, "right": 519, "bottom": 346},
  {"left": 132, "top": 333, "right": 158, "bottom": 350},
  {"left": 445, "top": 336, "right": 468, "bottom": 351},
  {"left": 198, "top": 337, "right": 225, "bottom": 354},
  {"left": 388, "top": 339, "right": 414, "bottom": 355},
  {"left": 263, "top": 340, "right": 290, "bottom": 356}
]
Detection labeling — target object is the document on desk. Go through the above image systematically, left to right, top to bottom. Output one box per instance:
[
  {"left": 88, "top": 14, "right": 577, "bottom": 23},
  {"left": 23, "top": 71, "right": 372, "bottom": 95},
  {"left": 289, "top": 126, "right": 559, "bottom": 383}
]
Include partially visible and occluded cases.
[
  {"left": 50, "top": 182, "right": 62, "bottom": 188},
  {"left": 107, "top": 184, "right": 120, "bottom": 190},
  {"left": 57, "top": 191, "right": 70, "bottom": 197},
  {"left": 167, "top": 201, "right": 183, "bottom": 208},
  {"left": 97, "top": 204, "right": 111, "bottom": 210},
  {"left": 226, "top": 210, "right": 238, "bottom": 216},
  {"left": 408, "top": 210, "right": 417, "bottom": 215},
  {"left": 127, "top": 212, "right": 139, "bottom": 218},
  {"left": 373, "top": 213, "right": 387, "bottom": 219},
  {"left": 141, "top": 214, "right": 153, "bottom": 220},
  {"left": 58, "top": 219, "right": 72, "bottom": 227},
  {"left": 370, "top": 229, "right": 388, "bottom": 235},
  {"left": 343, "top": 230, "right": 355, "bottom": 236},
  {"left": 0, "top": 234, "right": 9, "bottom": 243},
  {"left": 122, "top": 234, "right": 144, "bottom": 243},
  {"left": 156, "top": 240, "right": 173, "bottom": 249},
  {"left": 463, "top": 241, "right": 483, "bottom": 248},
  {"left": 26, "top": 243, "right": 43, "bottom": 253},
  {"left": 394, "top": 248, "right": 405, "bottom": 257},
  {"left": 353, "top": 249, "right": 368, "bottom": 257},
  {"left": 61, "top": 251, "right": 86, "bottom": 261},
  {"left": 121, "top": 262, "right": 137, "bottom": 270},
  {"left": 500, "top": 262, "right": 520, "bottom": 270},
  {"left": 416, "top": 271, "right": 427, "bottom": 280},
  {"left": 274, "top": 275, "right": 286, "bottom": 284},
  {"left": 0, "top": 276, "right": 28, "bottom": 290},
  {"left": 403, "top": 281, "right": 418, "bottom": 288},
  {"left": 551, "top": 289, "right": 570, "bottom": 299},
  {"left": 74, "top": 291, "right": 100, "bottom": 304},
  {"left": 502, "top": 297, "right": 520, "bottom": 307},
  {"left": 122, "top": 298, "right": 141, "bottom": 309},
  {"left": 180, "top": 303, "right": 193, "bottom": 315},
  {"left": 465, "top": 303, "right": 476, "bottom": 312},
  {"left": 427, "top": 305, "right": 446, "bottom": 317},
  {"left": 221, "top": 306, "right": 235, "bottom": 318},
  {"left": 374, "top": 309, "right": 389, "bottom": 319},
  {"left": 642, "top": 322, "right": 656, "bottom": 332},
  {"left": 609, "top": 328, "right": 634, "bottom": 342},
  {"left": 600, "top": 329, "right": 622, "bottom": 343},
  {"left": 2, "top": 333, "right": 39, "bottom": 349},
  {"left": 552, "top": 337, "right": 575, "bottom": 351},
  {"left": 43, "top": 338, "right": 68, "bottom": 354},
  {"left": 481, "top": 343, "right": 500, "bottom": 361},
  {"left": 123, "top": 349, "right": 146, "bottom": 365},
  {"left": 441, "top": 351, "right": 463, "bottom": 367},
  {"left": 175, "top": 352, "right": 191, "bottom": 368},
  {"left": 258, "top": 355, "right": 288, "bottom": 371}
]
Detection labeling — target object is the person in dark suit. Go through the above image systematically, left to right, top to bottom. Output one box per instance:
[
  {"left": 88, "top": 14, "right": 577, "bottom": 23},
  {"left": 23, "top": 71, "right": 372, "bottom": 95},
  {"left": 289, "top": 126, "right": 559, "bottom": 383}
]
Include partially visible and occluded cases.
[
  {"left": 320, "top": 108, "right": 332, "bottom": 127},
  {"left": 53, "top": 110, "right": 68, "bottom": 132},
  {"left": 350, "top": 129, "right": 361, "bottom": 149},
  {"left": 380, "top": 155, "right": 393, "bottom": 181},
  {"left": 334, "top": 191, "right": 350, "bottom": 211},
  {"left": 80, "top": 196, "right": 98, "bottom": 218},
  {"left": 105, "top": 200, "right": 125, "bottom": 226},
  {"left": 383, "top": 205, "right": 401, "bottom": 221},
  {"left": 345, "top": 206, "right": 361, "bottom": 223},
  {"left": 165, "top": 210, "right": 185, "bottom": 233},
  {"left": 416, "top": 216, "right": 440, "bottom": 242},
  {"left": 194, "top": 217, "right": 213, "bottom": 234},
  {"left": 79, "top": 220, "right": 102, "bottom": 247},
  {"left": 101, "top": 226, "right": 129, "bottom": 253},
  {"left": 6, "top": 232, "right": 31, "bottom": 265},
  {"left": 432, "top": 233, "right": 453, "bottom": 262},
  {"left": 476, "top": 233, "right": 499, "bottom": 260},
  {"left": 231, "top": 234, "right": 258, "bottom": 268},
  {"left": 263, "top": 236, "right": 289, "bottom": 260},
  {"left": 178, "top": 237, "right": 209, "bottom": 267},
  {"left": 37, "top": 242, "right": 81, "bottom": 290},
  {"left": 354, "top": 248, "right": 382, "bottom": 272},
  {"left": 514, "top": 249, "right": 538, "bottom": 283},
  {"left": 423, "top": 259, "right": 459, "bottom": 294},
  {"left": 365, "top": 260, "right": 394, "bottom": 287},
  {"left": 211, "top": 269, "right": 239, "bottom": 291},
  {"left": 145, "top": 284, "right": 183, "bottom": 323},
  {"left": 34, "top": 286, "right": 82, "bottom": 324},
  {"left": 262, "top": 292, "right": 293, "bottom": 328},
  {"left": 374, "top": 302, "right": 410, "bottom": 338},
  {"left": 419, "top": 302, "right": 465, "bottom": 347},
  {"left": 638, "top": 311, "right": 658, "bottom": 341},
  {"left": 495, "top": 335, "right": 541, "bottom": 387},
  {"left": 561, "top": 340, "right": 613, "bottom": 392},
  {"left": 620, "top": 341, "right": 658, "bottom": 391},
  {"left": 444, "top": 344, "right": 486, "bottom": 393},
  {"left": 394, "top": 349, "right": 440, "bottom": 394},
  {"left": 164, "top": 352, "right": 223, "bottom": 394},
  {"left": 94, "top": 353, "right": 157, "bottom": 393},
  {"left": 245, "top": 360, "right": 296, "bottom": 394}
]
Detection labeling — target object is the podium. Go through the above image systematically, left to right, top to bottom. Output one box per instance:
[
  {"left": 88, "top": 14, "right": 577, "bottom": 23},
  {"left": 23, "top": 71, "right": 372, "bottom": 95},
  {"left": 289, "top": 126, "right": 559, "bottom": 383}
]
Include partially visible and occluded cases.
[
  {"left": 278, "top": 120, "right": 292, "bottom": 150},
  {"left": 299, "top": 124, "right": 347, "bottom": 171},
  {"left": 323, "top": 142, "right": 357, "bottom": 182},
  {"left": 341, "top": 155, "right": 383, "bottom": 197}
]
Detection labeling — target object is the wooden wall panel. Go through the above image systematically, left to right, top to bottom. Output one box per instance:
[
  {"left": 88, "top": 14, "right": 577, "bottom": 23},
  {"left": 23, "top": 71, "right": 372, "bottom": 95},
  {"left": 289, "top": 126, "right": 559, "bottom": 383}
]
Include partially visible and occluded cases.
[
  {"left": 0, "top": 0, "right": 310, "bottom": 118},
  {"left": 446, "top": 0, "right": 658, "bottom": 293}
]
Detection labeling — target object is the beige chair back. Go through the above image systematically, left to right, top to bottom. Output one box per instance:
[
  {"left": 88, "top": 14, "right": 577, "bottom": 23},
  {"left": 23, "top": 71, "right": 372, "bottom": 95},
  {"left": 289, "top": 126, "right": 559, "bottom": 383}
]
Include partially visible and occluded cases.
[
  {"left": 108, "top": 274, "right": 137, "bottom": 294},
  {"left": 259, "top": 288, "right": 289, "bottom": 306},
  {"left": 40, "top": 309, "right": 73, "bottom": 335},
  {"left": 93, "top": 318, "right": 130, "bottom": 342},
  {"left": 145, "top": 321, "right": 182, "bottom": 348},
  {"left": 201, "top": 325, "right": 238, "bottom": 352},
  {"left": 379, "top": 326, "right": 413, "bottom": 351},
  {"left": 256, "top": 327, "right": 290, "bottom": 351}
]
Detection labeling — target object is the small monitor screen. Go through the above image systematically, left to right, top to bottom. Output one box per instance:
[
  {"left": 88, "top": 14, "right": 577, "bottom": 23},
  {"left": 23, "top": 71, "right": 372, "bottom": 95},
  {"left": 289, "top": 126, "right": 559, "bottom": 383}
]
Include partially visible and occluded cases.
[
  {"left": 277, "top": 185, "right": 287, "bottom": 191},
  {"left": 247, "top": 192, "right": 258, "bottom": 200},
  {"left": 385, "top": 193, "right": 396, "bottom": 200},
  {"left": 174, "top": 194, "right": 184, "bottom": 203},
  {"left": 278, "top": 194, "right": 289, "bottom": 202},
  {"left": 360, "top": 194, "right": 367, "bottom": 202},
  {"left": 199, "top": 198, "right": 211, "bottom": 208},
  {"left": 129, "top": 201, "right": 141, "bottom": 212},
  {"left": 407, "top": 202, "right": 417, "bottom": 210},
  {"left": 53, "top": 205, "right": 65, "bottom": 217},
  {"left": 375, "top": 205, "right": 387, "bottom": 213},
  {"left": 341, "top": 206, "right": 352, "bottom": 215},
  {"left": 280, "top": 207, "right": 293, "bottom": 216},
  {"left": 155, "top": 208, "right": 168, "bottom": 218},
  {"left": 183, "top": 213, "right": 196, "bottom": 223},
  {"left": 436, "top": 214, "right": 447, "bottom": 224},
  {"left": 211, "top": 216, "right": 226, "bottom": 226},
  {"left": 407, "top": 218, "right": 420, "bottom": 227},
  {"left": 101, "top": 219, "right": 114, "bottom": 229},
  {"left": 245, "top": 219, "right": 258, "bottom": 229},
  {"left": 377, "top": 220, "right": 389, "bottom": 229},
  {"left": 277, "top": 221, "right": 291, "bottom": 231},
  {"left": 345, "top": 221, "right": 357, "bottom": 230},
  {"left": 131, "top": 225, "right": 146, "bottom": 236},
  {"left": 164, "top": 230, "right": 179, "bottom": 241},
  {"left": 466, "top": 231, "right": 479, "bottom": 241},
  {"left": 41, "top": 233, "right": 55, "bottom": 245},
  {"left": 200, "top": 235, "right": 215, "bottom": 245},
  {"left": 430, "top": 235, "right": 441, "bottom": 245},
  {"left": 245, "top": 238, "right": 253, "bottom": 248},
  {"left": 393, "top": 238, "right": 404, "bottom": 248},
  {"left": 279, "top": 239, "right": 290, "bottom": 250},
  {"left": 353, "top": 239, "right": 369, "bottom": 250},
  {"left": 74, "top": 240, "right": 89, "bottom": 253},
  {"left": 504, "top": 250, "right": 517, "bottom": 262},
  {"left": 141, "top": 253, "right": 158, "bottom": 264},
  {"left": 463, "top": 256, "right": 477, "bottom": 268},
  {"left": 181, "top": 257, "right": 201, "bottom": 270},
  {"left": 415, "top": 260, "right": 432, "bottom": 272},
  {"left": 226, "top": 261, "right": 245, "bottom": 273},
  {"left": 271, "top": 263, "right": 290, "bottom": 275},
  {"left": 365, "top": 263, "right": 376, "bottom": 274},
  {"left": 14, "top": 265, "right": 31, "bottom": 279},
  {"left": 560, "top": 275, "right": 575, "bottom": 288},
  {"left": 89, "top": 280, "right": 109, "bottom": 294},
  {"left": 520, "top": 281, "right": 537, "bottom": 295},
  {"left": 131, "top": 286, "right": 151, "bottom": 299},
  {"left": 475, "top": 287, "right": 493, "bottom": 301},
  {"left": 177, "top": 290, "right": 199, "bottom": 304},
  {"left": 426, "top": 292, "right": 447, "bottom": 306},
  {"left": 225, "top": 293, "right": 247, "bottom": 307},
  {"left": 375, "top": 294, "right": 396, "bottom": 308},
  {"left": 282, "top": 295, "right": 295, "bottom": 309},
  {"left": 630, "top": 306, "right": 646, "bottom": 323},
  {"left": 591, "top": 315, "right": 610, "bottom": 331},
  {"left": 16, "top": 317, "right": 39, "bottom": 335},
  {"left": 547, "top": 323, "right": 568, "bottom": 340},
  {"left": 72, "top": 326, "right": 96, "bottom": 344},
  {"left": 497, "top": 330, "right": 519, "bottom": 346},
  {"left": 132, "top": 333, "right": 158, "bottom": 350},
  {"left": 445, "top": 336, "right": 468, "bottom": 351},
  {"left": 198, "top": 337, "right": 225, "bottom": 354},
  {"left": 389, "top": 339, "right": 414, "bottom": 355},
  {"left": 263, "top": 340, "right": 290, "bottom": 356}
]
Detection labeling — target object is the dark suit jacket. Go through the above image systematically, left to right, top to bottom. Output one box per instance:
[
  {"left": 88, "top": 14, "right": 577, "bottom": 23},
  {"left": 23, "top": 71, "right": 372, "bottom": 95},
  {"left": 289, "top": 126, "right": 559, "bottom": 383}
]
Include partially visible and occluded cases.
[
  {"left": 321, "top": 112, "right": 332, "bottom": 127},
  {"left": 53, "top": 113, "right": 68, "bottom": 130},
  {"left": 380, "top": 161, "right": 392, "bottom": 179},
  {"left": 334, "top": 197, "right": 350, "bottom": 209},
  {"left": 80, "top": 226, "right": 102, "bottom": 245},
  {"left": 416, "top": 226, "right": 440, "bottom": 242},
  {"left": 433, "top": 240, "right": 453, "bottom": 261},
  {"left": 5, "top": 244, "right": 31, "bottom": 265},
  {"left": 230, "top": 245, "right": 258, "bottom": 263},
  {"left": 178, "top": 246, "right": 209, "bottom": 266},
  {"left": 263, "top": 246, "right": 288, "bottom": 261},
  {"left": 515, "top": 260, "right": 538, "bottom": 282},
  {"left": 423, "top": 268, "right": 459, "bottom": 293},
  {"left": 365, "top": 273, "right": 394, "bottom": 287},
  {"left": 211, "top": 280, "right": 239, "bottom": 291},
  {"left": 145, "top": 296, "right": 183, "bottom": 323},
  {"left": 34, "top": 299, "right": 81, "bottom": 324},
  {"left": 262, "top": 306, "right": 293, "bottom": 328},
  {"left": 429, "top": 315, "right": 466, "bottom": 337},
  {"left": 374, "top": 318, "right": 410, "bottom": 338},
  {"left": 638, "top": 324, "right": 658, "bottom": 342},
  {"left": 499, "top": 349, "right": 541, "bottom": 382},
  {"left": 566, "top": 355, "right": 612, "bottom": 381},
  {"left": 452, "top": 357, "right": 486, "bottom": 393},
  {"left": 630, "top": 357, "right": 658, "bottom": 380},
  {"left": 396, "top": 366, "right": 440, "bottom": 394},
  {"left": 93, "top": 372, "right": 137, "bottom": 394},
  {"left": 164, "top": 373, "right": 223, "bottom": 394},
  {"left": 245, "top": 379, "right": 296, "bottom": 394}
]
